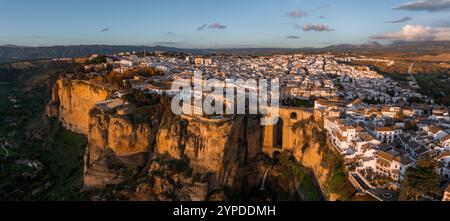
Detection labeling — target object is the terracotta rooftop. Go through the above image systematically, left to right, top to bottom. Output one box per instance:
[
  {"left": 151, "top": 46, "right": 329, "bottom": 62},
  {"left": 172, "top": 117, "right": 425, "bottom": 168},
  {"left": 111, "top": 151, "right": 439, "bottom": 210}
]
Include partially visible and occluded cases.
[
  {"left": 349, "top": 98, "right": 363, "bottom": 106},
  {"left": 428, "top": 125, "right": 444, "bottom": 135},
  {"left": 339, "top": 126, "right": 349, "bottom": 131},
  {"left": 356, "top": 126, "right": 365, "bottom": 132},
  {"left": 376, "top": 127, "right": 394, "bottom": 132},
  {"left": 336, "top": 133, "right": 348, "bottom": 142},
  {"left": 359, "top": 134, "right": 374, "bottom": 142},
  {"left": 441, "top": 134, "right": 450, "bottom": 142},
  {"left": 376, "top": 151, "right": 397, "bottom": 162},
  {"left": 436, "top": 152, "right": 450, "bottom": 160},
  {"left": 393, "top": 156, "right": 413, "bottom": 165}
]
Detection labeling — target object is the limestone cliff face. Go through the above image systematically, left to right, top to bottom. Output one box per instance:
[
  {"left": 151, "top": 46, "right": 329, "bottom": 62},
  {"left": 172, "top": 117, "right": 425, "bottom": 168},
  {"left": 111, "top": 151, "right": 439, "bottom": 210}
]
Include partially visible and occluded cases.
[
  {"left": 46, "top": 78, "right": 157, "bottom": 188},
  {"left": 47, "top": 78, "right": 110, "bottom": 135},
  {"left": 47, "top": 78, "right": 351, "bottom": 199},
  {"left": 84, "top": 110, "right": 161, "bottom": 188},
  {"left": 87, "top": 113, "right": 156, "bottom": 162},
  {"left": 289, "top": 113, "right": 355, "bottom": 201},
  {"left": 155, "top": 114, "right": 263, "bottom": 186}
]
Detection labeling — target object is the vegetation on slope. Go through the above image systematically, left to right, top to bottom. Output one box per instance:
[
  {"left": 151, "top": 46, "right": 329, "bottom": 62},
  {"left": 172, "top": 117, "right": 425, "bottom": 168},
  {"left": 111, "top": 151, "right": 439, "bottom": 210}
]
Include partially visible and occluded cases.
[
  {"left": 350, "top": 58, "right": 449, "bottom": 105},
  {"left": 0, "top": 60, "right": 88, "bottom": 200},
  {"left": 415, "top": 73, "right": 450, "bottom": 105},
  {"left": 293, "top": 116, "right": 359, "bottom": 201},
  {"left": 399, "top": 156, "right": 442, "bottom": 201}
]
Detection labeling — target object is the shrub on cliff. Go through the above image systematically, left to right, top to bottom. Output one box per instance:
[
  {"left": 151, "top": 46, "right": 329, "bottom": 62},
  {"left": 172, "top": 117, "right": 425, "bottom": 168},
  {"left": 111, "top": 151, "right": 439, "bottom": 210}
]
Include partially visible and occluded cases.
[
  {"left": 124, "top": 89, "right": 160, "bottom": 107},
  {"left": 278, "top": 153, "right": 324, "bottom": 201},
  {"left": 399, "top": 156, "right": 441, "bottom": 201},
  {"left": 327, "top": 161, "right": 355, "bottom": 200}
]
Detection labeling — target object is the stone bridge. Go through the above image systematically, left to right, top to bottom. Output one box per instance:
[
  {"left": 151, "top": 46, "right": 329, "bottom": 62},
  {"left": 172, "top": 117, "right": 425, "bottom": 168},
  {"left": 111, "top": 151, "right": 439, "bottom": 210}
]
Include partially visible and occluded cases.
[{"left": 262, "top": 106, "right": 315, "bottom": 156}]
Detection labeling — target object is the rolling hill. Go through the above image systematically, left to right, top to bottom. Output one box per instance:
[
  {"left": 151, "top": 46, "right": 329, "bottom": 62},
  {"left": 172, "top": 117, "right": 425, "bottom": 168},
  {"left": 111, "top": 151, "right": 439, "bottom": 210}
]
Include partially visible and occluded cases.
[{"left": 0, "top": 41, "right": 449, "bottom": 64}]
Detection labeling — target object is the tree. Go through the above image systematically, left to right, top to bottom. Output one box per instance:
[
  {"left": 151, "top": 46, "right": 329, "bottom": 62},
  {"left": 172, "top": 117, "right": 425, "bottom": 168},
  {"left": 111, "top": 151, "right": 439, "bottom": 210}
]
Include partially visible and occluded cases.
[
  {"left": 86, "top": 56, "right": 107, "bottom": 65},
  {"left": 123, "top": 67, "right": 165, "bottom": 78},
  {"left": 106, "top": 71, "right": 125, "bottom": 87},
  {"left": 124, "top": 89, "right": 160, "bottom": 107},
  {"left": 387, "top": 89, "right": 395, "bottom": 97},
  {"left": 408, "top": 96, "right": 425, "bottom": 104},
  {"left": 405, "top": 120, "right": 418, "bottom": 131},
  {"left": 399, "top": 156, "right": 441, "bottom": 201},
  {"left": 416, "top": 156, "right": 438, "bottom": 170}
]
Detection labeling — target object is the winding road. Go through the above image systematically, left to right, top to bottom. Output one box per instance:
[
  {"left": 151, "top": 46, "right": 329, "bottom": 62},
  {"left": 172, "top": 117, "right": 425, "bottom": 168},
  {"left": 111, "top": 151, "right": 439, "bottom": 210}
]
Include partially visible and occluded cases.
[
  {"left": 407, "top": 63, "right": 421, "bottom": 90},
  {"left": 408, "top": 63, "right": 416, "bottom": 82}
]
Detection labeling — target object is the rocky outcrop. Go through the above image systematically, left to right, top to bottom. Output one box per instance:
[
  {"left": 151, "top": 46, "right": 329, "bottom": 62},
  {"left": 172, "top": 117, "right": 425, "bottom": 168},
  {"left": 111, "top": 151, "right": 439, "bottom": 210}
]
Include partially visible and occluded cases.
[
  {"left": 47, "top": 77, "right": 353, "bottom": 200},
  {"left": 46, "top": 78, "right": 110, "bottom": 135},
  {"left": 46, "top": 78, "right": 160, "bottom": 188},
  {"left": 83, "top": 108, "right": 161, "bottom": 189},
  {"left": 86, "top": 112, "right": 158, "bottom": 164},
  {"left": 155, "top": 113, "right": 263, "bottom": 188},
  {"left": 289, "top": 114, "right": 355, "bottom": 200},
  {"left": 88, "top": 155, "right": 209, "bottom": 201}
]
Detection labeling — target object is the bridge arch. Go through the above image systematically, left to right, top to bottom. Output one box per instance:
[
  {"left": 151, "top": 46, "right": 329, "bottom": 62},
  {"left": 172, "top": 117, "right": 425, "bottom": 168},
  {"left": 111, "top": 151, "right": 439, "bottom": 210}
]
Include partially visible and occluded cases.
[
  {"left": 263, "top": 107, "right": 314, "bottom": 155},
  {"left": 290, "top": 112, "right": 298, "bottom": 120}
]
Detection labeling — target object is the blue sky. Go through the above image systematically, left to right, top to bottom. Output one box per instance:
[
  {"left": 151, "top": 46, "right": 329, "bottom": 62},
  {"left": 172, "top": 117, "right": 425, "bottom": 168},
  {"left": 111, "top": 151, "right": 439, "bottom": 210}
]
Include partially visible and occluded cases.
[{"left": 0, "top": 0, "right": 449, "bottom": 48}]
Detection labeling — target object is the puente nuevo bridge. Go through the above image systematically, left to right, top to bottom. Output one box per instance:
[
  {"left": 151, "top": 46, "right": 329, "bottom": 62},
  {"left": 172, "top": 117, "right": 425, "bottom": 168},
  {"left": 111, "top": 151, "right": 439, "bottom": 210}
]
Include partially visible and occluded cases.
[{"left": 262, "top": 106, "right": 319, "bottom": 156}]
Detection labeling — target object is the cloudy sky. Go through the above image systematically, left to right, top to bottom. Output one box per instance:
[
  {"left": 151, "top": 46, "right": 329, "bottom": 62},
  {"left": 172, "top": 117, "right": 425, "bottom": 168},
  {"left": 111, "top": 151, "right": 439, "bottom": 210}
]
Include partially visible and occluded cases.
[{"left": 0, "top": 0, "right": 449, "bottom": 48}]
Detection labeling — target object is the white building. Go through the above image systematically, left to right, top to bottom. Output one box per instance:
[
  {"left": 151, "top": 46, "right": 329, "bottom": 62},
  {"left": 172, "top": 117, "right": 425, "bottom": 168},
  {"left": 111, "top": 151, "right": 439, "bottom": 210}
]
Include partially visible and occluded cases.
[
  {"left": 425, "top": 125, "right": 448, "bottom": 141},
  {"left": 374, "top": 127, "right": 396, "bottom": 143},
  {"left": 440, "top": 135, "right": 450, "bottom": 148},
  {"left": 375, "top": 150, "right": 413, "bottom": 181},
  {"left": 436, "top": 152, "right": 450, "bottom": 180},
  {"left": 443, "top": 185, "right": 450, "bottom": 201}
]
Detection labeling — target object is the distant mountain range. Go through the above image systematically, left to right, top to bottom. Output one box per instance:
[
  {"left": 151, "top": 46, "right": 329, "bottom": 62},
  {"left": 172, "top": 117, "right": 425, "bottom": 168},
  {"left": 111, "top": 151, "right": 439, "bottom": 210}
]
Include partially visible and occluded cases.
[
  {"left": 1, "top": 41, "right": 449, "bottom": 64},
  {"left": 320, "top": 41, "right": 450, "bottom": 55}
]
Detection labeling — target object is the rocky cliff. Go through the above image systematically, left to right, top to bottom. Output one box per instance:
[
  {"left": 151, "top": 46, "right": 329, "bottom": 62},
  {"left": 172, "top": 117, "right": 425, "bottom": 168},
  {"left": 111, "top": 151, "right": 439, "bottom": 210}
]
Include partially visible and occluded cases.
[
  {"left": 45, "top": 78, "right": 158, "bottom": 188},
  {"left": 46, "top": 78, "right": 111, "bottom": 134},
  {"left": 48, "top": 78, "right": 355, "bottom": 200},
  {"left": 83, "top": 107, "right": 161, "bottom": 188},
  {"left": 155, "top": 112, "right": 263, "bottom": 189},
  {"left": 290, "top": 114, "right": 356, "bottom": 200}
]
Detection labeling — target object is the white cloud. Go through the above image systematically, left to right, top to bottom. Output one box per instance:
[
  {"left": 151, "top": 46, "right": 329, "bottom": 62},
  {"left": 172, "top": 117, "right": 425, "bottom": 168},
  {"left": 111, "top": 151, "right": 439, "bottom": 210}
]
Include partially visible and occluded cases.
[{"left": 372, "top": 24, "right": 450, "bottom": 41}]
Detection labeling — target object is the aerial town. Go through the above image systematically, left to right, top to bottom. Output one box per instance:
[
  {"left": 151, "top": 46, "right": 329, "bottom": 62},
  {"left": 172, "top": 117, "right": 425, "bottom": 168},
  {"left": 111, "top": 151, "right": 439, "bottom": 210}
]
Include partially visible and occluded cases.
[
  {"left": 4, "top": 1, "right": 450, "bottom": 219},
  {"left": 80, "top": 51, "right": 450, "bottom": 201}
]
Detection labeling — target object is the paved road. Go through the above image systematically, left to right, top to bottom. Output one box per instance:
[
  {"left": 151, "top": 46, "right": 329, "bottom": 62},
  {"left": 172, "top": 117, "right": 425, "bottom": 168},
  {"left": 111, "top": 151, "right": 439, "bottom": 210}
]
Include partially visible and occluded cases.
[
  {"left": 407, "top": 63, "right": 421, "bottom": 90},
  {"left": 351, "top": 172, "right": 398, "bottom": 201}
]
